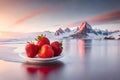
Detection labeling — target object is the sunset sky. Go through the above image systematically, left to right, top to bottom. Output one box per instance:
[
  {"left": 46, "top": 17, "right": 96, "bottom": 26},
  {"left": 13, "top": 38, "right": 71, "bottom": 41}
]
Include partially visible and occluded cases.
[{"left": 0, "top": 0, "right": 120, "bottom": 32}]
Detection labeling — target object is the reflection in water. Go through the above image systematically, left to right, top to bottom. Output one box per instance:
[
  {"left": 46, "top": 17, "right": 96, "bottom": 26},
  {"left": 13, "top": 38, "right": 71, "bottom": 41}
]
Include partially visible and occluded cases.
[
  {"left": 63, "top": 39, "right": 71, "bottom": 54},
  {"left": 77, "top": 39, "right": 92, "bottom": 59},
  {"left": 1, "top": 40, "right": 120, "bottom": 80},
  {"left": 78, "top": 40, "right": 85, "bottom": 57},
  {"left": 22, "top": 61, "right": 64, "bottom": 80}
]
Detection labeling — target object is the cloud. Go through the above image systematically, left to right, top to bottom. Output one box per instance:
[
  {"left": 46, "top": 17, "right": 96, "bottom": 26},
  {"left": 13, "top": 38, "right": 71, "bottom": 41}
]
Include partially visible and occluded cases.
[
  {"left": 12, "top": 6, "right": 54, "bottom": 26},
  {"left": 61, "top": 9, "right": 120, "bottom": 28},
  {"left": 86, "top": 9, "right": 120, "bottom": 24}
]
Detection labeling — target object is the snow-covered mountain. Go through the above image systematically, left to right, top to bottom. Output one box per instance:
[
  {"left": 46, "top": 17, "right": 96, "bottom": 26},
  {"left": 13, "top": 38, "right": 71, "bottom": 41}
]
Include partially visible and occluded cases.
[
  {"left": 0, "top": 21, "right": 120, "bottom": 43},
  {"left": 54, "top": 21, "right": 109, "bottom": 39},
  {"left": 70, "top": 21, "right": 96, "bottom": 38},
  {"left": 19, "top": 23, "right": 120, "bottom": 40},
  {"left": 55, "top": 28, "right": 64, "bottom": 36},
  {"left": 64, "top": 28, "right": 71, "bottom": 32},
  {"left": 104, "top": 31, "right": 120, "bottom": 39}
]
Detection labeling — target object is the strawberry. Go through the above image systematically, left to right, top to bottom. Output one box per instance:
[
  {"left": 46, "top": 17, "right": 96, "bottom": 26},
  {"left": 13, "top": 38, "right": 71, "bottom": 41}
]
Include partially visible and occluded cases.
[
  {"left": 35, "top": 34, "right": 50, "bottom": 49},
  {"left": 51, "top": 41, "right": 63, "bottom": 56},
  {"left": 25, "top": 42, "right": 39, "bottom": 58},
  {"left": 38, "top": 44, "right": 54, "bottom": 58}
]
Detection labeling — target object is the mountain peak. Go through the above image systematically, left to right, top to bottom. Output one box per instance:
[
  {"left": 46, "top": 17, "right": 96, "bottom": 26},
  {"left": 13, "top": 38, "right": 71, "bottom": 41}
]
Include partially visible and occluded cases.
[
  {"left": 74, "top": 21, "right": 92, "bottom": 34},
  {"left": 79, "top": 21, "right": 92, "bottom": 32},
  {"left": 79, "top": 21, "right": 86, "bottom": 31},
  {"left": 64, "top": 27, "right": 71, "bottom": 32},
  {"left": 55, "top": 28, "right": 64, "bottom": 36}
]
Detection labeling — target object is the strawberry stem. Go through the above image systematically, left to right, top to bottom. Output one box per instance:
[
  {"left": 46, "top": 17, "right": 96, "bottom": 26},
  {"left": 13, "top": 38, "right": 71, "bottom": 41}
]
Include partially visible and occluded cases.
[
  {"left": 35, "top": 34, "right": 46, "bottom": 41},
  {"left": 27, "top": 41, "right": 34, "bottom": 44},
  {"left": 27, "top": 41, "right": 30, "bottom": 44},
  {"left": 59, "top": 41, "right": 62, "bottom": 47}
]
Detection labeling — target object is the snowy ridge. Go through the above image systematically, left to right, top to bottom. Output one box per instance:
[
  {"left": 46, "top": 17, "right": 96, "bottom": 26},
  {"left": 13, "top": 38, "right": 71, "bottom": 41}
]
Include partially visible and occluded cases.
[
  {"left": 0, "top": 21, "right": 120, "bottom": 43},
  {"left": 54, "top": 21, "right": 120, "bottom": 39},
  {"left": 55, "top": 21, "right": 107, "bottom": 39},
  {"left": 105, "top": 32, "right": 120, "bottom": 39}
]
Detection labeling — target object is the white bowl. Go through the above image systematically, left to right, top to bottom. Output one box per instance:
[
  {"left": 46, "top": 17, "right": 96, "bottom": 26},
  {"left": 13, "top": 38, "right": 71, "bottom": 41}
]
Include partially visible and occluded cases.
[{"left": 19, "top": 52, "right": 64, "bottom": 63}]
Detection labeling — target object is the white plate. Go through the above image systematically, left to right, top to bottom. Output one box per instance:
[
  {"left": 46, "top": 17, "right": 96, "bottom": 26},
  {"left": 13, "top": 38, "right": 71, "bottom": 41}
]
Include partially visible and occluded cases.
[{"left": 19, "top": 53, "right": 64, "bottom": 62}]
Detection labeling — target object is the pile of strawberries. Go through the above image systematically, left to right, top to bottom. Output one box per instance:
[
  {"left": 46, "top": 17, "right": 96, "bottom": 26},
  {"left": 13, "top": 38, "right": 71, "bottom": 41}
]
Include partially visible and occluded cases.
[{"left": 25, "top": 34, "right": 63, "bottom": 58}]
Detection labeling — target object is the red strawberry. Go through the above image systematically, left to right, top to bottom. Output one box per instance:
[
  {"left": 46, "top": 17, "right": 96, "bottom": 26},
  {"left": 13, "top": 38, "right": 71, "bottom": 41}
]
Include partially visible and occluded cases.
[
  {"left": 36, "top": 34, "right": 50, "bottom": 49},
  {"left": 51, "top": 41, "right": 63, "bottom": 56},
  {"left": 25, "top": 42, "right": 39, "bottom": 58},
  {"left": 38, "top": 44, "right": 54, "bottom": 58}
]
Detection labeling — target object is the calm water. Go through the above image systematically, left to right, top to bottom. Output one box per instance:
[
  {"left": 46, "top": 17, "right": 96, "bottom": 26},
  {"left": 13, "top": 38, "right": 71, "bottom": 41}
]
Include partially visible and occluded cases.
[
  {"left": 0, "top": 39, "right": 120, "bottom": 80},
  {"left": 61, "top": 39, "right": 120, "bottom": 80}
]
